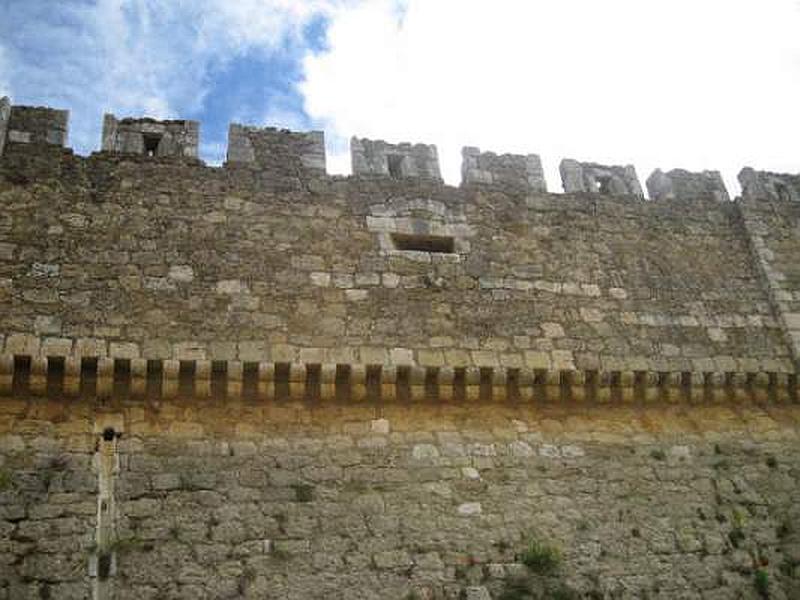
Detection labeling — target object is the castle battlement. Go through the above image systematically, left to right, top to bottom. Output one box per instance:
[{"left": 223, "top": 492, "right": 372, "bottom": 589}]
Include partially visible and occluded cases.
[
  {"left": 6, "top": 98, "right": 798, "bottom": 202},
  {"left": 0, "top": 99, "right": 69, "bottom": 153},
  {"left": 101, "top": 113, "right": 199, "bottom": 159},
  {"left": 227, "top": 123, "right": 326, "bottom": 183},
  {"left": 351, "top": 136, "right": 442, "bottom": 181},
  {"left": 461, "top": 147, "right": 546, "bottom": 194},
  {"left": 739, "top": 167, "right": 800, "bottom": 203},
  {"left": 646, "top": 169, "right": 730, "bottom": 203}
]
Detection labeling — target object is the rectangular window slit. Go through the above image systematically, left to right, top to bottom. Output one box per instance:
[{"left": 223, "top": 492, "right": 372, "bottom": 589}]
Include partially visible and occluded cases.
[{"left": 391, "top": 233, "right": 454, "bottom": 254}]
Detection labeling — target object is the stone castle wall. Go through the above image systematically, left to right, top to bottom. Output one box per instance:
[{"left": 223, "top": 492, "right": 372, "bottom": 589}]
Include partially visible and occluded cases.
[
  {"left": 0, "top": 100, "right": 799, "bottom": 599},
  {"left": 0, "top": 146, "right": 796, "bottom": 383},
  {"left": 1, "top": 395, "right": 799, "bottom": 599}
]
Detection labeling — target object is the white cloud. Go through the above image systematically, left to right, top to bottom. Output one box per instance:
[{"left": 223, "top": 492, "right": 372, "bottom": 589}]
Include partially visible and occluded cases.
[
  {"left": 0, "top": 0, "right": 352, "bottom": 155},
  {"left": 85, "top": 0, "right": 340, "bottom": 118},
  {"left": 195, "top": 0, "right": 342, "bottom": 52},
  {"left": 301, "top": 0, "right": 800, "bottom": 196}
]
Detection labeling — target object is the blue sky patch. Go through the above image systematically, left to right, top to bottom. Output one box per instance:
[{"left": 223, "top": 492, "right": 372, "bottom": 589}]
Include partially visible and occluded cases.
[
  {"left": 0, "top": 0, "right": 336, "bottom": 164},
  {"left": 198, "top": 48, "right": 314, "bottom": 164}
]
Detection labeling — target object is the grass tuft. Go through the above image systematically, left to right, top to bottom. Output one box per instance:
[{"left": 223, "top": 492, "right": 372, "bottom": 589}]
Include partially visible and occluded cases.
[{"left": 520, "top": 539, "right": 561, "bottom": 574}]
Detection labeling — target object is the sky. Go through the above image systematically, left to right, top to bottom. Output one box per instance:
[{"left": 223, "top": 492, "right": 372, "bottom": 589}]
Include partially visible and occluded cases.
[{"left": 1, "top": 0, "right": 798, "bottom": 196}]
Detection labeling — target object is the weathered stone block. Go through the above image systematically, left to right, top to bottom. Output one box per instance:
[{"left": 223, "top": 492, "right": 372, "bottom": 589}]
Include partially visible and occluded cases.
[
  {"left": 6, "top": 103, "right": 69, "bottom": 147},
  {"left": 227, "top": 123, "right": 325, "bottom": 178},
  {"left": 7, "top": 130, "right": 30, "bottom": 143},
  {"left": 351, "top": 137, "right": 441, "bottom": 180},
  {"left": 461, "top": 146, "right": 546, "bottom": 193},
  {"left": 739, "top": 167, "right": 800, "bottom": 202},
  {"left": 646, "top": 168, "right": 729, "bottom": 202},
  {"left": 0, "top": 242, "right": 15, "bottom": 261},
  {"left": 30, "top": 262, "right": 59, "bottom": 277},
  {"left": 168, "top": 265, "right": 195, "bottom": 282},
  {"left": 309, "top": 272, "right": 331, "bottom": 287},
  {"left": 382, "top": 273, "right": 400, "bottom": 288},
  {"left": 216, "top": 279, "right": 246, "bottom": 295},
  {"left": 33, "top": 315, "right": 61, "bottom": 335},
  {"left": 541, "top": 322, "right": 565, "bottom": 338},
  {"left": 5, "top": 333, "right": 40, "bottom": 356},
  {"left": 41, "top": 337, "right": 72, "bottom": 357},
  {"left": 75, "top": 338, "right": 108, "bottom": 357},
  {"left": 142, "top": 339, "right": 170, "bottom": 359},
  {"left": 208, "top": 341, "right": 237, "bottom": 361},
  {"left": 237, "top": 341, "right": 268, "bottom": 362},
  {"left": 110, "top": 342, "right": 140, "bottom": 360},
  {"left": 173, "top": 342, "right": 207, "bottom": 361},
  {"left": 271, "top": 344, "right": 297, "bottom": 363},
  {"left": 358, "top": 346, "right": 389, "bottom": 365},
  {"left": 389, "top": 348, "right": 414, "bottom": 366},
  {"left": 417, "top": 349, "right": 444, "bottom": 367},
  {"left": 551, "top": 350, "right": 575, "bottom": 370},
  {"left": 471, "top": 351, "right": 498, "bottom": 367},
  {"left": 524, "top": 351, "right": 551, "bottom": 370},
  {"left": 97, "top": 356, "right": 114, "bottom": 377},
  {"left": 163, "top": 359, "right": 180, "bottom": 379},
  {"left": 371, "top": 418, "right": 390, "bottom": 434},
  {"left": 509, "top": 440, "right": 534, "bottom": 458},
  {"left": 412, "top": 444, "right": 440, "bottom": 460},
  {"left": 457, "top": 502, "right": 482, "bottom": 516},
  {"left": 373, "top": 550, "right": 413, "bottom": 569},
  {"left": 464, "top": 587, "right": 491, "bottom": 600}
]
